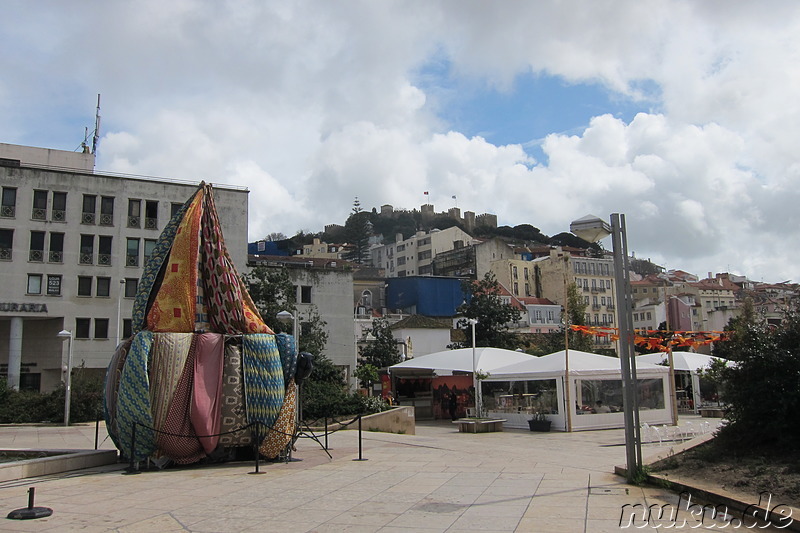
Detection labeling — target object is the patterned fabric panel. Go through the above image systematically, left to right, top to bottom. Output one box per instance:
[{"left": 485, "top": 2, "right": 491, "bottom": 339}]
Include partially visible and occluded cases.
[
  {"left": 200, "top": 185, "right": 272, "bottom": 335},
  {"left": 130, "top": 189, "right": 197, "bottom": 335},
  {"left": 146, "top": 191, "right": 203, "bottom": 332},
  {"left": 194, "top": 266, "right": 210, "bottom": 332},
  {"left": 115, "top": 331, "right": 156, "bottom": 462},
  {"left": 149, "top": 333, "right": 193, "bottom": 434},
  {"left": 191, "top": 333, "right": 225, "bottom": 454},
  {"left": 276, "top": 333, "right": 298, "bottom": 388},
  {"left": 242, "top": 334, "right": 285, "bottom": 431},
  {"left": 157, "top": 335, "right": 205, "bottom": 464},
  {"left": 104, "top": 337, "right": 132, "bottom": 451},
  {"left": 219, "top": 343, "right": 251, "bottom": 446},
  {"left": 259, "top": 379, "right": 297, "bottom": 459}
]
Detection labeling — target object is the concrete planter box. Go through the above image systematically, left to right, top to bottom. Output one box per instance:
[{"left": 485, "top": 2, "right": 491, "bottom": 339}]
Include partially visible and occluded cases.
[{"left": 453, "top": 418, "right": 505, "bottom": 433}]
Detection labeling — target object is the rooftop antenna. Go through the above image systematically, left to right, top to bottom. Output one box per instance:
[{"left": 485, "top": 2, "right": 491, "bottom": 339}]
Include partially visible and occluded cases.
[{"left": 92, "top": 94, "right": 101, "bottom": 156}]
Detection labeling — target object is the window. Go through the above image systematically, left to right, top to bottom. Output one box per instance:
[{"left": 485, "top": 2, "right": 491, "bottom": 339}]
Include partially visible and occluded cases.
[
  {"left": 1, "top": 187, "right": 16, "bottom": 217},
  {"left": 32, "top": 190, "right": 47, "bottom": 220},
  {"left": 52, "top": 191, "right": 67, "bottom": 222},
  {"left": 82, "top": 195, "right": 97, "bottom": 224},
  {"left": 100, "top": 196, "right": 114, "bottom": 226},
  {"left": 128, "top": 199, "right": 141, "bottom": 227},
  {"left": 144, "top": 200, "right": 158, "bottom": 229},
  {"left": 170, "top": 202, "right": 183, "bottom": 220},
  {"left": 0, "top": 228, "right": 13, "bottom": 260},
  {"left": 29, "top": 231, "right": 45, "bottom": 261},
  {"left": 49, "top": 232, "right": 64, "bottom": 262},
  {"left": 79, "top": 235, "right": 94, "bottom": 264},
  {"left": 98, "top": 236, "right": 112, "bottom": 265},
  {"left": 126, "top": 238, "right": 140, "bottom": 266},
  {"left": 143, "top": 239, "right": 157, "bottom": 264},
  {"left": 418, "top": 250, "right": 431, "bottom": 261},
  {"left": 397, "top": 256, "right": 406, "bottom": 266},
  {"left": 513, "top": 266, "right": 518, "bottom": 279},
  {"left": 524, "top": 267, "right": 529, "bottom": 280},
  {"left": 27, "top": 274, "right": 42, "bottom": 295},
  {"left": 47, "top": 274, "right": 62, "bottom": 296},
  {"left": 77, "top": 276, "right": 93, "bottom": 297},
  {"left": 96, "top": 277, "right": 111, "bottom": 297},
  {"left": 124, "top": 278, "right": 138, "bottom": 298},
  {"left": 513, "top": 282, "right": 519, "bottom": 294},
  {"left": 525, "top": 283, "right": 530, "bottom": 296},
  {"left": 300, "top": 285, "right": 312, "bottom": 304},
  {"left": 642, "top": 288, "right": 648, "bottom": 293},
  {"left": 646, "top": 311, "right": 652, "bottom": 321},
  {"left": 76, "top": 318, "right": 91, "bottom": 339},
  {"left": 94, "top": 318, "right": 109, "bottom": 339},
  {"left": 122, "top": 319, "right": 133, "bottom": 339}
]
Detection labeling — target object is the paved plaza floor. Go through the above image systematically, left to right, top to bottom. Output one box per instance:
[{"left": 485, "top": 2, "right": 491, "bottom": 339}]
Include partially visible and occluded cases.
[{"left": 0, "top": 417, "right": 789, "bottom": 532}]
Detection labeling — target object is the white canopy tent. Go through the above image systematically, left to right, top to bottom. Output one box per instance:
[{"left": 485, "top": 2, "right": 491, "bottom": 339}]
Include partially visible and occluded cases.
[
  {"left": 389, "top": 347, "right": 534, "bottom": 374},
  {"left": 484, "top": 350, "right": 673, "bottom": 431},
  {"left": 635, "top": 351, "right": 725, "bottom": 413}
]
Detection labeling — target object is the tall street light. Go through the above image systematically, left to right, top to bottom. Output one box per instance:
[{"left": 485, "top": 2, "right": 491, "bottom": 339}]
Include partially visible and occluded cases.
[
  {"left": 570, "top": 213, "right": 642, "bottom": 482},
  {"left": 276, "top": 310, "right": 299, "bottom": 354},
  {"left": 468, "top": 318, "right": 479, "bottom": 417},
  {"left": 57, "top": 329, "right": 74, "bottom": 426}
]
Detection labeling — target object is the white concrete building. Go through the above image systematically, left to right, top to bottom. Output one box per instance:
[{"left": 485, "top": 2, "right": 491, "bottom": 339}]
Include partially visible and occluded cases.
[
  {"left": 0, "top": 145, "right": 249, "bottom": 392},
  {"left": 371, "top": 226, "right": 476, "bottom": 277}
]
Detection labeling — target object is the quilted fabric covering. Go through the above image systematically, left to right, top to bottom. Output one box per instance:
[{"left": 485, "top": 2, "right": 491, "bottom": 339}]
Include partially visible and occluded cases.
[
  {"left": 115, "top": 331, "right": 156, "bottom": 462},
  {"left": 149, "top": 333, "right": 193, "bottom": 435},
  {"left": 191, "top": 333, "right": 225, "bottom": 454},
  {"left": 276, "top": 333, "right": 298, "bottom": 388},
  {"left": 242, "top": 334, "right": 285, "bottom": 431},
  {"left": 103, "top": 337, "right": 132, "bottom": 451},
  {"left": 219, "top": 343, "right": 252, "bottom": 446},
  {"left": 259, "top": 378, "right": 298, "bottom": 459}
]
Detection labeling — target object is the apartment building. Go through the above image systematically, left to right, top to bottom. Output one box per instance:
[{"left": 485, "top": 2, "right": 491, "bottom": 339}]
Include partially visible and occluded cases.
[
  {"left": 0, "top": 145, "right": 249, "bottom": 392},
  {"left": 371, "top": 226, "right": 476, "bottom": 277}
]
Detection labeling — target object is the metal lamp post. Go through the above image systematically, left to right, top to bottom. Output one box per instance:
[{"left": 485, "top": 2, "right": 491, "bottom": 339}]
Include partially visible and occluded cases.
[
  {"left": 570, "top": 213, "right": 642, "bottom": 482},
  {"left": 276, "top": 310, "right": 299, "bottom": 353},
  {"left": 468, "top": 318, "right": 479, "bottom": 417},
  {"left": 57, "top": 329, "right": 74, "bottom": 426}
]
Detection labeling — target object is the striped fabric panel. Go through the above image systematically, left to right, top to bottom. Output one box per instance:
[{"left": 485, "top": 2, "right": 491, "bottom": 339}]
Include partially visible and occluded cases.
[
  {"left": 130, "top": 188, "right": 197, "bottom": 335},
  {"left": 115, "top": 331, "right": 156, "bottom": 462},
  {"left": 149, "top": 333, "right": 193, "bottom": 434},
  {"left": 191, "top": 333, "right": 225, "bottom": 454},
  {"left": 276, "top": 333, "right": 298, "bottom": 388},
  {"left": 242, "top": 334, "right": 285, "bottom": 431},
  {"left": 157, "top": 335, "right": 205, "bottom": 464},
  {"left": 259, "top": 379, "right": 297, "bottom": 459}
]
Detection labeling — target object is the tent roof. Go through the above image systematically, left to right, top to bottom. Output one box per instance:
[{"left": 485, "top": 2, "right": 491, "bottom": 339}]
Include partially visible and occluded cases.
[
  {"left": 389, "top": 347, "right": 533, "bottom": 374},
  {"left": 485, "top": 349, "right": 668, "bottom": 380},
  {"left": 635, "top": 351, "right": 725, "bottom": 373}
]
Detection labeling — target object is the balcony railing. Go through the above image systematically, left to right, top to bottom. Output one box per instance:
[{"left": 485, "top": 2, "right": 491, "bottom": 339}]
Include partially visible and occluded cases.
[
  {"left": 0, "top": 205, "right": 15, "bottom": 217},
  {"left": 31, "top": 208, "right": 46, "bottom": 220},
  {"left": 51, "top": 209, "right": 65, "bottom": 222},
  {"left": 81, "top": 212, "right": 96, "bottom": 224},
  {"left": 99, "top": 213, "right": 113, "bottom": 226},
  {"left": 128, "top": 215, "right": 140, "bottom": 228},
  {"left": 144, "top": 217, "right": 158, "bottom": 230},
  {"left": 0, "top": 247, "right": 11, "bottom": 260},
  {"left": 29, "top": 250, "right": 44, "bottom": 262},
  {"left": 49, "top": 251, "right": 63, "bottom": 263},
  {"left": 79, "top": 253, "right": 93, "bottom": 265},
  {"left": 98, "top": 253, "right": 112, "bottom": 266},
  {"left": 126, "top": 254, "right": 139, "bottom": 267}
]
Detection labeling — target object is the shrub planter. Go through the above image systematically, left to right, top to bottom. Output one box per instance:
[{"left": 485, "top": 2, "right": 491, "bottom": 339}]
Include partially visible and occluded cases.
[{"left": 528, "top": 419, "right": 552, "bottom": 432}]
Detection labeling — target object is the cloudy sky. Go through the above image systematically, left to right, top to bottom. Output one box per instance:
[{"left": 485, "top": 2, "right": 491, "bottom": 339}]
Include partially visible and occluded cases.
[{"left": 2, "top": 1, "right": 799, "bottom": 283}]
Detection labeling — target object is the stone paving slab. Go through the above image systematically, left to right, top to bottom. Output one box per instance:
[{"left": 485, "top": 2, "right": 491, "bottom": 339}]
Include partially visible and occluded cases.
[{"left": 0, "top": 417, "right": 792, "bottom": 532}]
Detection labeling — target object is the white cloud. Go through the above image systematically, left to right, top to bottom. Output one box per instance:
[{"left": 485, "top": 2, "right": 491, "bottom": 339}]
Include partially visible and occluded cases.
[{"left": 2, "top": 1, "right": 800, "bottom": 281}]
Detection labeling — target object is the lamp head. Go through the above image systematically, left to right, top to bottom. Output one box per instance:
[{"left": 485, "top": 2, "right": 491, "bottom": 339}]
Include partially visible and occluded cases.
[
  {"left": 570, "top": 214, "right": 611, "bottom": 243},
  {"left": 276, "top": 310, "right": 294, "bottom": 322},
  {"left": 57, "top": 329, "right": 72, "bottom": 340}
]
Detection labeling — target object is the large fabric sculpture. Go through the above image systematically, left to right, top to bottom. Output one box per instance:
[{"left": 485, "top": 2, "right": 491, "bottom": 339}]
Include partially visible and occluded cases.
[{"left": 104, "top": 183, "right": 300, "bottom": 465}]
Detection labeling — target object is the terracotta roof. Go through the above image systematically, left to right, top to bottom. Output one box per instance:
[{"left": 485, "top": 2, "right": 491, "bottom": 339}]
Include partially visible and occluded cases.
[{"left": 518, "top": 297, "right": 557, "bottom": 306}]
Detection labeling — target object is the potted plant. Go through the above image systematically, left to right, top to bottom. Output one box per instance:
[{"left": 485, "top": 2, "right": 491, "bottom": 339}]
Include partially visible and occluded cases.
[{"left": 528, "top": 411, "right": 552, "bottom": 432}]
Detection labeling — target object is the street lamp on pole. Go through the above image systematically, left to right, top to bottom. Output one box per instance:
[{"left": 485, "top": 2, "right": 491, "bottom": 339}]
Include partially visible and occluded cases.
[
  {"left": 570, "top": 213, "right": 642, "bottom": 482},
  {"left": 116, "top": 279, "right": 126, "bottom": 347},
  {"left": 276, "top": 310, "right": 298, "bottom": 354},
  {"left": 468, "top": 318, "right": 479, "bottom": 417},
  {"left": 57, "top": 329, "right": 74, "bottom": 426}
]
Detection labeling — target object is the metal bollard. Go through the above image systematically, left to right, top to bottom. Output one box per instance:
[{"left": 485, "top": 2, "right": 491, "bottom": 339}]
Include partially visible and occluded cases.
[{"left": 353, "top": 414, "right": 367, "bottom": 461}]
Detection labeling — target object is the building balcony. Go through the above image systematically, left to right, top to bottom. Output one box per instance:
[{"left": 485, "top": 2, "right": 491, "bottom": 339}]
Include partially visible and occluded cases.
[{"left": 81, "top": 212, "right": 96, "bottom": 224}]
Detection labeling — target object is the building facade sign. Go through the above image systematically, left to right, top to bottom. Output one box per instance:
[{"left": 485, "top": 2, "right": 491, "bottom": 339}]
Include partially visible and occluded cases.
[{"left": 0, "top": 302, "right": 49, "bottom": 313}]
